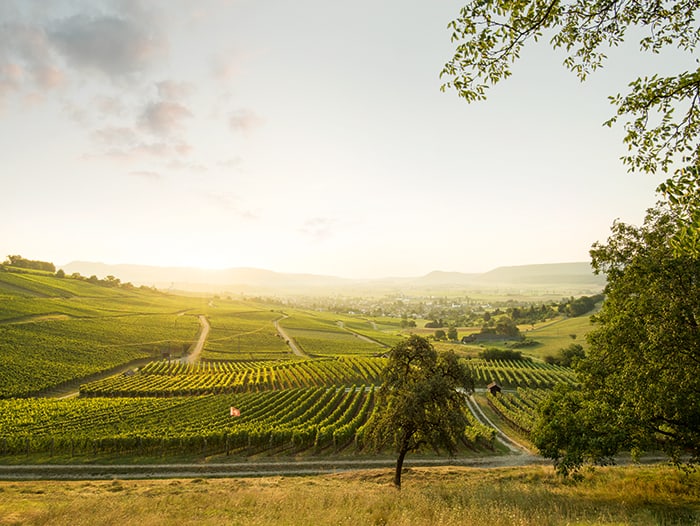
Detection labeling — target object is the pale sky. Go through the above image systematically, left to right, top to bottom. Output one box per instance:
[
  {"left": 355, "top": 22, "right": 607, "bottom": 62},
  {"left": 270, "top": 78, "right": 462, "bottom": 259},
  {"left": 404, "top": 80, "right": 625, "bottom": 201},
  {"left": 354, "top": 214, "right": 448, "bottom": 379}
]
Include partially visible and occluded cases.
[{"left": 2, "top": 0, "right": 682, "bottom": 279}]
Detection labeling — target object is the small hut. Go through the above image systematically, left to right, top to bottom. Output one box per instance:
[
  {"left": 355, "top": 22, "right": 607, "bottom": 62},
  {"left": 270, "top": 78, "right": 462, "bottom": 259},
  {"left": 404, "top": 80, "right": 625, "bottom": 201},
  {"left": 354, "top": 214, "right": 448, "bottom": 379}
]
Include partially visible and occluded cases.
[{"left": 486, "top": 381, "right": 502, "bottom": 395}]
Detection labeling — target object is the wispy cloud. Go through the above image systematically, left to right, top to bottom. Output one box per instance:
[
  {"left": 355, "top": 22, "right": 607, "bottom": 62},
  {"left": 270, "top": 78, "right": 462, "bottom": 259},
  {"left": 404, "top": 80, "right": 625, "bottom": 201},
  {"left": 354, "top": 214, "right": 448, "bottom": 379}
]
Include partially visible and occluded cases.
[
  {"left": 0, "top": 23, "right": 63, "bottom": 97},
  {"left": 156, "top": 80, "right": 194, "bottom": 101},
  {"left": 140, "top": 100, "right": 192, "bottom": 136},
  {"left": 229, "top": 109, "right": 264, "bottom": 135},
  {"left": 166, "top": 159, "right": 208, "bottom": 173},
  {"left": 129, "top": 170, "right": 162, "bottom": 181},
  {"left": 206, "top": 192, "right": 257, "bottom": 220},
  {"left": 299, "top": 217, "right": 336, "bottom": 242}
]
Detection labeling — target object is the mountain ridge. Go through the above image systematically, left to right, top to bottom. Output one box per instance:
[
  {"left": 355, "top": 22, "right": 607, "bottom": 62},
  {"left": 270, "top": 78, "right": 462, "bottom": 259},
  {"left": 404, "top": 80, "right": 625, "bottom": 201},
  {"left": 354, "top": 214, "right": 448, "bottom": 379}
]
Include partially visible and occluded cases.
[{"left": 59, "top": 261, "right": 605, "bottom": 295}]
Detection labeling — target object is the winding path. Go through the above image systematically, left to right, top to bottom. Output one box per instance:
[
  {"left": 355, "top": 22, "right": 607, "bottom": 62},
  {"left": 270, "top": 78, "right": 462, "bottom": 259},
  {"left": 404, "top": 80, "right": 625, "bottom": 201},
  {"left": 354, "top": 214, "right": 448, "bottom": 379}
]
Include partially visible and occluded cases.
[
  {"left": 181, "top": 315, "right": 210, "bottom": 364},
  {"left": 273, "top": 315, "right": 308, "bottom": 358},
  {"left": 465, "top": 394, "right": 533, "bottom": 454}
]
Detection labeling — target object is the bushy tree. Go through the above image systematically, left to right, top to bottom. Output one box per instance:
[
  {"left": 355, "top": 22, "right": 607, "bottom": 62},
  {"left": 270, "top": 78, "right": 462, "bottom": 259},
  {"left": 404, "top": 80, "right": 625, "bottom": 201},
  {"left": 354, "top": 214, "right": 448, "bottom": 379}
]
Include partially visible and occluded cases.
[
  {"left": 531, "top": 201, "right": 700, "bottom": 474},
  {"left": 362, "top": 335, "right": 474, "bottom": 488}
]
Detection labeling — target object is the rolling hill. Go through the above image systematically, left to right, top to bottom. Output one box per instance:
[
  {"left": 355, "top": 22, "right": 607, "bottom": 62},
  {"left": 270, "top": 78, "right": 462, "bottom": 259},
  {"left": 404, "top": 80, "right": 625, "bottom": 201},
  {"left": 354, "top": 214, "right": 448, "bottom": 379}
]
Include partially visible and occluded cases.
[{"left": 59, "top": 261, "right": 605, "bottom": 295}]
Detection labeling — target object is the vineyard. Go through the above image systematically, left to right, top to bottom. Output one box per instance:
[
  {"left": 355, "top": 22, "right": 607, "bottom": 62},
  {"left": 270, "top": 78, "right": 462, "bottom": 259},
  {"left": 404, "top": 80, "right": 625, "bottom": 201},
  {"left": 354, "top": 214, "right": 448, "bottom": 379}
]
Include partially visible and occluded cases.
[
  {"left": 0, "top": 267, "right": 579, "bottom": 462},
  {"left": 79, "top": 357, "right": 387, "bottom": 397},
  {"left": 470, "top": 359, "right": 576, "bottom": 388},
  {"left": 0, "top": 387, "right": 378, "bottom": 456},
  {"left": 485, "top": 388, "right": 550, "bottom": 435}
]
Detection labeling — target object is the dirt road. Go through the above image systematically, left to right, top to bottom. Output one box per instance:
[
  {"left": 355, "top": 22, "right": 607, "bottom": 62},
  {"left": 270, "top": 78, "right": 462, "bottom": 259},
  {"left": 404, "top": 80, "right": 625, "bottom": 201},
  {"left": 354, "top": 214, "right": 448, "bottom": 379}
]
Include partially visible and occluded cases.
[
  {"left": 181, "top": 315, "right": 210, "bottom": 364},
  {"left": 274, "top": 315, "right": 308, "bottom": 358},
  {"left": 0, "top": 455, "right": 548, "bottom": 481}
]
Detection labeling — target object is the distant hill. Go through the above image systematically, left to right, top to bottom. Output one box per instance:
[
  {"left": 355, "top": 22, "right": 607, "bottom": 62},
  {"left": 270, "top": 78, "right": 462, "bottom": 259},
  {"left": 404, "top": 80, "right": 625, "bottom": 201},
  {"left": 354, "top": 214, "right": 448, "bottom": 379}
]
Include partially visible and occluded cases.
[
  {"left": 60, "top": 261, "right": 605, "bottom": 295},
  {"left": 477, "top": 262, "right": 604, "bottom": 286}
]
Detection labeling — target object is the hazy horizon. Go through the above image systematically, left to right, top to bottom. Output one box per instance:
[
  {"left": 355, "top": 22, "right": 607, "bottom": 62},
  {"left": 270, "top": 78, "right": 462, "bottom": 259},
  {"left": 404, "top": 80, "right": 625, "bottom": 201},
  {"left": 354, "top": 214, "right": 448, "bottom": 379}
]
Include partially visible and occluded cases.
[
  {"left": 4, "top": 1, "right": 680, "bottom": 279},
  {"left": 56, "top": 257, "right": 594, "bottom": 280}
]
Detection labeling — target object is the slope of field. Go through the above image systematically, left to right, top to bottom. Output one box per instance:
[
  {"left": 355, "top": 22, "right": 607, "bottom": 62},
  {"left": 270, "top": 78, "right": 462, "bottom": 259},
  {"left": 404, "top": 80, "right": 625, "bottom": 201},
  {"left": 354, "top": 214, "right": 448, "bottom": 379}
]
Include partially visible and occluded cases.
[
  {"left": 0, "top": 270, "right": 201, "bottom": 397},
  {"left": 201, "top": 305, "right": 290, "bottom": 360},
  {"left": 279, "top": 311, "right": 389, "bottom": 356}
]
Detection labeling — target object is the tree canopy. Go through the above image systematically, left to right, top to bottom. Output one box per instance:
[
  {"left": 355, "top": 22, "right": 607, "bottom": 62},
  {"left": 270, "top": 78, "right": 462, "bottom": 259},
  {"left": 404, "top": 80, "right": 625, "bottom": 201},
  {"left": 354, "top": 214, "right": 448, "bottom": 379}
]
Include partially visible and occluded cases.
[
  {"left": 441, "top": 0, "right": 700, "bottom": 254},
  {"left": 531, "top": 200, "right": 700, "bottom": 474},
  {"left": 361, "top": 335, "right": 474, "bottom": 488}
]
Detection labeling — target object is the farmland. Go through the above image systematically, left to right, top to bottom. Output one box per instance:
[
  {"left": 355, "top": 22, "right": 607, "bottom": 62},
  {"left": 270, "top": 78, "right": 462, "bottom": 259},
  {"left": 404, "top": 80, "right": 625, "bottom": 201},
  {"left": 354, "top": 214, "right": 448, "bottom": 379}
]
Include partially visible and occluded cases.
[
  {"left": 2, "top": 263, "right": 699, "bottom": 525},
  {"left": 0, "top": 265, "right": 608, "bottom": 463},
  {"left": 0, "top": 266, "right": 565, "bottom": 461}
]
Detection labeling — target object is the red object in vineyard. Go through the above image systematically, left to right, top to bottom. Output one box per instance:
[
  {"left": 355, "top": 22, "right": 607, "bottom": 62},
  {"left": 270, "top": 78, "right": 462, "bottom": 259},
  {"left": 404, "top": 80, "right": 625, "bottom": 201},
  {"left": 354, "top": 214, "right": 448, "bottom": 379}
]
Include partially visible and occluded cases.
[{"left": 230, "top": 407, "right": 241, "bottom": 417}]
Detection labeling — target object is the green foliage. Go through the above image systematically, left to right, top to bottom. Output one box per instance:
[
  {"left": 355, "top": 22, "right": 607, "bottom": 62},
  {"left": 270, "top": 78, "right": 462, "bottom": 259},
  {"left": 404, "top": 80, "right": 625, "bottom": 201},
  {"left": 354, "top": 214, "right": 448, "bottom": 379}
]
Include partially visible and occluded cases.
[
  {"left": 442, "top": 1, "right": 699, "bottom": 175},
  {"left": 532, "top": 202, "right": 700, "bottom": 473},
  {"left": 4, "top": 255, "right": 55, "bottom": 272},
  {"left": 362, "top": 335, "right": 474, "bottom": 487},
  {"left": 544, "top": 343, "right": 585, "bottom": 368}
]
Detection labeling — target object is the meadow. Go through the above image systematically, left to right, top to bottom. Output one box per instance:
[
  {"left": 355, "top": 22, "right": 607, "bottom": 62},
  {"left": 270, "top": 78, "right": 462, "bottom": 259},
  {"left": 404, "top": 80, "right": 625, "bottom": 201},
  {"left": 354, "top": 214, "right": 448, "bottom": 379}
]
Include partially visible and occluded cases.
[{"left": 0, "top": 465, "right": 698, "bottom": 525}]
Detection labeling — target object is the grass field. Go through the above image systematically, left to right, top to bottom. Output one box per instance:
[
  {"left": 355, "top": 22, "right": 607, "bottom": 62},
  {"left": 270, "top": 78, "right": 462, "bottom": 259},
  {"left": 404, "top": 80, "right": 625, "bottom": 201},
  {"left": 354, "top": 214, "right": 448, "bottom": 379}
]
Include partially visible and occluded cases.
[
  {"left": 521, "top": 315, "right": 596, "bottom": 360},
  {"left": 0, "top": 465, "right": 697, "bottom": 525}
]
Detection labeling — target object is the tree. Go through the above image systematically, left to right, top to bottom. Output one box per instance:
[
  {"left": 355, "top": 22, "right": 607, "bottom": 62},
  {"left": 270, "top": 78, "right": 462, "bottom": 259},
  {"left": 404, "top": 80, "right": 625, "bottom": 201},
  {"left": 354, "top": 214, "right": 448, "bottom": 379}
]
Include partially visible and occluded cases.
[
  {"left": 441, "top": 1, "right": 700, "bottom": 253},
  {"left": 531, "top": 201, "right": 700, "bottom": 474},
  {"left": 447, "top": 326, "right": 459, "bottom": 341},
  {"left": 434, "top": 329, "right": 447, "bottom": 340},
  {"left": 362, "top": 335, "right": 474, "bottom": 488}
]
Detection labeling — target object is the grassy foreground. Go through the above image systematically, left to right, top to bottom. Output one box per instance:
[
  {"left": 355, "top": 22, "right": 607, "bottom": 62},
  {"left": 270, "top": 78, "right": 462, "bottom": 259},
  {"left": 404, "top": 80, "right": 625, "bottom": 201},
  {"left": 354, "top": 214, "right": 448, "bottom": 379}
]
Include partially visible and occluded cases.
[{"left": 1, "top": 465, "right": 698, "bottom": 525}]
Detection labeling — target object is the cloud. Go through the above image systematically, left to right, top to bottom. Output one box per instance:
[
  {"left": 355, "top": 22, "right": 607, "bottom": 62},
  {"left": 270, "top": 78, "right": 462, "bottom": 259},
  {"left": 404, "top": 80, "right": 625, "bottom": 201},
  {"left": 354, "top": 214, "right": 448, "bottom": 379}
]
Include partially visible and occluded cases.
[
  {"left": 48, "top": 12, "right": 164, "bottom": 78},
  {"left": 0, "top": 23, "right": 63, "bottom": 96},
  {"left": 156, "top": 80, "right": 194, "bottom": 101},
  {"left": 94, "top": 96, "right": 125, "bottom": 116},
  {"left": 140, "top": 100, "right": 192, "bottom": 136},
  {"left": 229, "top": 109, "right": 264, "bottom": 135},
  {"left": 92, "top": 126, "right": 140, "bottom": 145},
  {"left": 217, "top": 156, "right": 245, "bottom": 170},
  {"left": 166, "top": 159, "right": 208, "bottom": 173},
  {"left": 129, "top": 170, "right": 162, "bottom": 181},
  {"left": 207, "top": 193, "right": 257, "bottom": 220},
  {"left": 299, "top": 217, "right": 336, "bottom": 242}
]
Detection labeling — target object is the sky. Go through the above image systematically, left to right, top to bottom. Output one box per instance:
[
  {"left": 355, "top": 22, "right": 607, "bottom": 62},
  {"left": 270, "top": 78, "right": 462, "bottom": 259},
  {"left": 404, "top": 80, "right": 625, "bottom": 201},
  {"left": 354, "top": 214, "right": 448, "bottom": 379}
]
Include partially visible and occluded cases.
[{"left": 1, "top": 0, "right": 685, "bottom": 279}]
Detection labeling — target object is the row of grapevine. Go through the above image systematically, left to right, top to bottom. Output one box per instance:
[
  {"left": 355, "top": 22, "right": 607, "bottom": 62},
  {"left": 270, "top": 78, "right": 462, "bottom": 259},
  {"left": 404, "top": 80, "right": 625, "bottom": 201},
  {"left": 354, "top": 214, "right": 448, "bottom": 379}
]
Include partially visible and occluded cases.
[
  {"left": 79, "top": 357, "right": 387, "bottom": 397},
  {"left": 470, "top": 359, "right": 576, "bottom": 388},
  {"left": 0, "top": 388, "right": 376, "bottom": 457},
  {"left": 486, "top": 388, "right": 551, "bottom": 433}
]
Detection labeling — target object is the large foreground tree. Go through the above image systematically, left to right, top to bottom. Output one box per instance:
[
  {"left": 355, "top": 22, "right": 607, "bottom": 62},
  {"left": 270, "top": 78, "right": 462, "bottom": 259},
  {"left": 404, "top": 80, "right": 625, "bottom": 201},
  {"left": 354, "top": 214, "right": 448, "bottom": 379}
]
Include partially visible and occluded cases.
[
  {"left": 441, "top": 0, "right": 700, "bottom": 254},
  {"left": 530, "top": 199, "right": 700, "bottom": 474},
  {"left": 362, "top": 335, "right": 474, "bottom": 488}
]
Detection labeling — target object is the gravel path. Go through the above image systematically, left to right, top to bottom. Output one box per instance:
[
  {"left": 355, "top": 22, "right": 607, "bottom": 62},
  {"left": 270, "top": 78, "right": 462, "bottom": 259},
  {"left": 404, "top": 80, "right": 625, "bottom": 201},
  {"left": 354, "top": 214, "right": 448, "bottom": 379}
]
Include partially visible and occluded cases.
[
  {"left": 180, "top": 315, "right": 210, "bottom": 364},
  {"left": 274, "top": 315, "right": 308, "bottom": 358},
  {"left": 0, "top": 455, "right": 549, "bottom": 480}
]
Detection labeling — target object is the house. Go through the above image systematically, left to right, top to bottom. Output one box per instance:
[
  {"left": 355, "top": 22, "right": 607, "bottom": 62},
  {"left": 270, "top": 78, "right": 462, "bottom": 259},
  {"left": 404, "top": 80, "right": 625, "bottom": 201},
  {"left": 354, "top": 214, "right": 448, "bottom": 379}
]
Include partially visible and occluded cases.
[{"left": 486, "top": 381, "right": 502, "bottom": 395}]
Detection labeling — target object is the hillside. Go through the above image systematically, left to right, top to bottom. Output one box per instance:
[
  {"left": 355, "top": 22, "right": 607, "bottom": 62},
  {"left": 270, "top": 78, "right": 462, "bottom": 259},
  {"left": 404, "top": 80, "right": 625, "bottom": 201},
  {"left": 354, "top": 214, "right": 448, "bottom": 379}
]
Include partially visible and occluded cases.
[{"left": 0, "top": 267, "right": 202, "bottom": 397}]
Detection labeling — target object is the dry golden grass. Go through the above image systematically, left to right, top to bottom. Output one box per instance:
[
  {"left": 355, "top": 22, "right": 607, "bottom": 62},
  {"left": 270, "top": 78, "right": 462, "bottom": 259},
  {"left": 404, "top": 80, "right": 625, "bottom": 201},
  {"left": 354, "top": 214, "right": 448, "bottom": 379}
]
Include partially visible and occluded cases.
[{"left": 0, "top": 465, "right": 698, "bottom": 525}]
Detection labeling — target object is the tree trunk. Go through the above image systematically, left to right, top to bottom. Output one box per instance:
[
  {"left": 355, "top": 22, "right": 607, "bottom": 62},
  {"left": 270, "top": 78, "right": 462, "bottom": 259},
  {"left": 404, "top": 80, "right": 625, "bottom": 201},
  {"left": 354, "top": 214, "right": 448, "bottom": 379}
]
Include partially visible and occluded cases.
[{"left": 394, "top": 446, "right": 408, "bottom": 489}]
